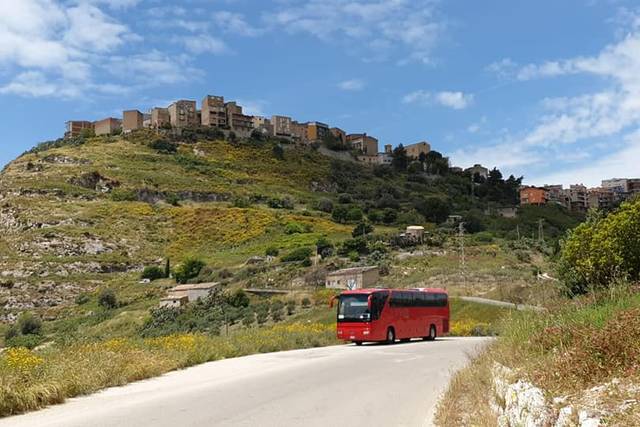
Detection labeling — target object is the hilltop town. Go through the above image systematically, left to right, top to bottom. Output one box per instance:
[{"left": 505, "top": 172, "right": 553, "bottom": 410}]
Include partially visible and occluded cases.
[{"left": 64, "top": 93, "right": 432, "bottom": 168}]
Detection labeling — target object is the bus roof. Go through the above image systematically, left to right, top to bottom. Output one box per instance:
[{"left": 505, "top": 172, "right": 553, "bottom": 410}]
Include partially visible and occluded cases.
[{"left": 339, "top": 287, "right": 448, "bottom": 295}]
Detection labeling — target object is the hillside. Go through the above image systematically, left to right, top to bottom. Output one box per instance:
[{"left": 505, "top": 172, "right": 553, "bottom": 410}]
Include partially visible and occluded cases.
[{"left": 0, "top": 130, "right": 582, "bottom": 323}]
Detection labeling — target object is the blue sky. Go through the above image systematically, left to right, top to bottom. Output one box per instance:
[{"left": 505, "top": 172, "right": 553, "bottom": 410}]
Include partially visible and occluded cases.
[{"left": 1, "top": 0, "right": 640, "bottom": 187}]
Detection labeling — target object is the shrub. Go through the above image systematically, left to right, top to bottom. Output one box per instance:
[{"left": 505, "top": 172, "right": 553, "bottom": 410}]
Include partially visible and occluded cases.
[
  {"left": 149, "top": 139, "right": 178, "bottom": 154},
  {"left": 273, "top": 145, "right": 285, "bottom": 160},
  {"left": 110, "top": 188, "right": 137, "bottom": 202},
  {"left": 165, "top": 194, "right": 180, "bottom": 206},
  {"left": 338, "top": 194, "right": 352, "bottom": 204},
  {"left": 233, "top": 197, "right": 251, "bottom": 208},
  {"left": 317, "top": 198, "right": 334, "bottom": 213},
  {"left": 558, "top": 199, "right": 640, "bottom": 295},
  {"left": 331, "top": 205, "right": 349, "bottom": 223},
  {"left": 346, "top": 207, "right": 363, "bottom": 222},
  {"left": 352, "top": 221, "right": 374, "bottom": 237},
  {"left": 285, "top": 222, "right": 311, "bottom": 234},
  {"left": 473, "top": 232, "right": 494, "bottom": 243},
  {"left": 316, "top": 237, "right": 334, "bottom": 258},
  {"left": 339, "top": 237, "right": 368, "bottom": 256},
  {"left": 265, "top": 246, "right": 279, "bottom": 257},
  {"left": 282, "top": 247, "right": 314, "bottom": 262},
  {"left": 174, "top": 258, "right": 206, "bottom": 284},
  {"left": 141, "top": 266, "right": 165, "bottom": 281},
  {"left": 218, "top": 268, "right": 233, "bottom": 279},
  {"left": 98, "top": 289, "right": 118, "bottom": 309},
  {"left": 226, "top": 289, "right": 250, "bottom": 308},
  {"left": 75, "top": 294, "right": 90, "bottom": 305},
  {"left": 301, "top": 297, "right": 311, "bottom": 308},
  {"left": 286, "top": 300, "right": 296, "bottom": 315},
  {"left": 242, "top": 311, "right": 255, "bottom": 326},
  {"left": 18, "top": 312, "right": 42, "bottom": 336},
  {"left": 4, "top": 325, "right": 18, "bottom": 341},
  {"left": 5, "top": 333, "right": 43, "bottom": 350}
]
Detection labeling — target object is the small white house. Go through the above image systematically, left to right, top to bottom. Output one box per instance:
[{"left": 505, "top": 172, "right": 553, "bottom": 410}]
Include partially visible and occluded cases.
[{"left": 168, "top": 282, "right": 218, "bottom": 302}]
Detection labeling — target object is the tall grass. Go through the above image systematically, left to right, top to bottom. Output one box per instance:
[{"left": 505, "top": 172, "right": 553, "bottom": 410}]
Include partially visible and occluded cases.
[{"left": 0, "top": 322, "right": 337, "bottom": 417}]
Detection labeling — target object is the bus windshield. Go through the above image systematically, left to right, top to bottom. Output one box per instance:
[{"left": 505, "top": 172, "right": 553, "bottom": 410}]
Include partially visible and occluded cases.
[{"left": 338, "top": 294, "right": 370, "bottom": 322}]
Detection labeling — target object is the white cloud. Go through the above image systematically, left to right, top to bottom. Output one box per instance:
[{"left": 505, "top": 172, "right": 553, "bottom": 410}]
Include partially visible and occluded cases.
[
  {"left": 264, "top": 0, "right": 445, "bottom": 64},
  {"left": 63, "top": 3, "right": 131, "bottom": 52},
  {"left": 213, "top": 11, "right": 262, "bottom": 37},
  {"left": 180, "top": 35, "right": 229, "bottom": 54},
  {"left": 107, "top": 51, "right": 202, "bottom": 85},
  {"left": 338, "top": 79, "right": 365, "bottom": 91},
  {"left": 403, "top": 90, "right": 473, "bottom": 110},
  {"left": 236, "top": 99, "right": 269, "bottom": 116},
  {"left": 529, "top": 131, "right": 640, "bottom": 187}
]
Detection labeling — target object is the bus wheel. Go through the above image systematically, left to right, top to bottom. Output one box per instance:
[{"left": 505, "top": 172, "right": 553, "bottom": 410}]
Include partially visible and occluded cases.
[
  {"left": 425, "top": 325, "right": 437, "bottom": 341},
  {"left": 386, "top": 328, "right": 395, "bottom": 344},
  {"left": 354, "top": 341, "right": 363, "bottom": 346}
]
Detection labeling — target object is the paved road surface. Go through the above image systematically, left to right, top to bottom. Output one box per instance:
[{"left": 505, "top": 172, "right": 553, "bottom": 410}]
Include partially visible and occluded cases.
[
  {"left": 459, "top": 296, "right": 546, "bottom": 312},
  {"left": 1, "top": 337, "right": 490, "bottom": 427}
]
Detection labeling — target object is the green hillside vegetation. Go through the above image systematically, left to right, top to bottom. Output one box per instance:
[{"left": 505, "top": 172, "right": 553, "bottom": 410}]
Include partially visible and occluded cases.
[{"left": 437, "top": 197, "right": 640, "bottom": 426}]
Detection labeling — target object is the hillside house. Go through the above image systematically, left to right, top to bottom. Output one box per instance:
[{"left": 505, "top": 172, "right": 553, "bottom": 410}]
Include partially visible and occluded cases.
[
  {"left": 325, "top": 266, "right": 379, "bottom": 290},
  {"left": 168, "top": 282, "right": 219, "bottom": 302},
  {"left": 159, "top": 295, "right": 188, "bottom": 308}
]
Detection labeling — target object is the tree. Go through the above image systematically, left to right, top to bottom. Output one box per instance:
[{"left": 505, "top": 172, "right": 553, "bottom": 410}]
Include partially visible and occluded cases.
[
  {"left": 391, "top": 144, "right": 408, "bottom": 171},
  {"left": 414, "top": 196, "right": 451, "bottom": 224},
  {"left": 317, "top": 198, "right": 334, "bottom": 213},
  {"left": 558, "top": 199, "right": 640, "bottom": 295},
  {"left": 331, "top": 205, "right": 349, "bottom": 223},
  {"left": 346, "top": 207, "right": 364, "bottom": 222},
  {"left": 352, "top": 221, "right": 374, "bottom": 237},
  {"left": 316, "top": 237, "right": 334, "bottom": 258},
  {"left": 265, "top": 246, "right": 279, "bottom": 257},
  {"left": 282, "top": 247, "right": 314, "bottom": 262},
  {"left": 164, "top": 258, "right": 171, "bottom": 278},
  {"left": 174, "top": 258, "right": 206, "bottom": 284},
  {"left": 141, "top": 266, "right": 165, "bottom": 281},
  {"left": 98, "top": 288, "right": 118, "bottom": 309},
  {"left": 226, "top": 289, "right": 250, "bottom": 308}
]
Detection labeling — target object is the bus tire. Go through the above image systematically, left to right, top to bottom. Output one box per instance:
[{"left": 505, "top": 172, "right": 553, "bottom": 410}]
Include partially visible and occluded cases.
[
  {"left": 425, "top": 325, "right": 437, "bottom": 341},
  {"left": 386, "top": 327, "right": 395, "bottom": 344},
  {"left": 354, "top": 341, "right": 363, "bottom": 346}
]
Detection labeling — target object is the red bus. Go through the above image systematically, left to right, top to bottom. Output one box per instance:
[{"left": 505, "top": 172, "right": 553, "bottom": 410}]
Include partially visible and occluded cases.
[{"left": 333, "top": 288, "right": 449, "bottom": 345}]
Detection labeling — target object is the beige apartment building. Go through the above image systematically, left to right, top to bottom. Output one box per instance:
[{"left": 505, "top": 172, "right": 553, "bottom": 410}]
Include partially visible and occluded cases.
[
  {"left": 201, "top": 95, "right": 227, "bottom": 127},
  {"left": 168, "top": 100, "right": 198, "bottom": 128},
  {"left": 225, "top": 102, "right": 253, "bottom": 132},
  {"left": 151, "top": 107, "right": 170, "bottom": 129},
  {"left": 122, "top": 110, "right": 143, "bottom": 133},
  {"left": 272, "top": 115, "right": 293, "bottom": 137},
  {"left": 252, "top": 116, "right": 273, "bottom": 135},
  {"left": 94, "top": 117, "right": 122, "bottom": 136},
  {"left": 65, "top": 121, "right": 94, "bottom": 138},
  {"left": 290, "top": 121, "right": 308, "bottom": 142},
  {"left": 307, "top": 122, "right": 330, "bottom": 142},
  {"left": 330, "top": 127, "right": 347, "bottom": 145},
  {"left": 348, "top": 133, "right": 378, "bottom": 155},
  {"left": 405, "top": 141, "right": 431, "bottom": 159},
  {"left": 588, "top": 188, "right": 616, "bottom": 210},
  {"left": 325, "top": 267, "right": 379, "bottom": 290}
]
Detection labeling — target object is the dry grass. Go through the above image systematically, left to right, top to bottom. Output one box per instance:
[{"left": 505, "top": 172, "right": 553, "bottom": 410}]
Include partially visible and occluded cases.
[
  {"left": 0, "top": 322, "right": 338, "bottom": 417},
  {"left": 435, "top": 350, "right": 498, "bottom": 427}
]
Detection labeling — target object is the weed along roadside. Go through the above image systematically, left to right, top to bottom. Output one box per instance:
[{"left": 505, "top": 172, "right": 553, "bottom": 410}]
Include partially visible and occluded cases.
[{"left": 0, "top": 322, "right": 338, "bottom": 417}]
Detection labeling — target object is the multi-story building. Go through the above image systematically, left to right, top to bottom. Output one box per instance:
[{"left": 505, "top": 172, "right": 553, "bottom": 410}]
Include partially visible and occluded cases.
[
  {"left": 200, "top": 95, "right": 228, "bottom": 128},
  {"left": 201, "top": 95, "right": 227, "bottom": 127},
  {"left": 168, "top": 100, "right": 198, "bottom": 128},
  {"left": 224, "top": 102, "right": 253, "bottom": 133},
  {"left": 151, "top": 107, "right": 170, "bottom": 129},
  {"left": 122, "top": 110, "right": 143, "bottom": 133},
  {"left": 272, "top": 115, "right": 292, "bottom": 138},
  {"left": 252, "top": 116, "right": 273, "bottom": 136},
  {"left": 94, "top": 117, "right": 122, "bottom": 136},
  {"left": 64, "top": 121, "right": 94, "bottom": 138},
  {"left": 290, "top": 121, "right": 309, "bottom": 142},
  {"left": 307, "top": 122, "right": 330, "bottom": 142},
  {"left": 330, "top": 127, "right": 347, "bottom": 145},
  {"left": 348, "top": 133, "right": 378, "bottom": 155},
  {"left": 405, "top": 141, "right": 431, "bottom": 159},
  {"left": 465, "top": 164, "right": 490, "bottom": 180},
  {"left": 601, "top": 178, "right": 629, "bottom": 194},
  {"left": 628, "top": 179, "right": 640, "bottom": 195},
  {"left": 567, "top": 184, "right": 588, "bottom": 212},
  {"left": 544, "top": 185, "right": 571, "bottom": 209},
  {"left": 520, "top": 186, "right": 548, "bottom": 205},
  {"left": 587, "top": 187, "right": 616, "bottom": 210}
]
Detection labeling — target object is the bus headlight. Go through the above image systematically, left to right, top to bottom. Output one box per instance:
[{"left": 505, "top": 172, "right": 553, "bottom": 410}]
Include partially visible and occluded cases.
[{"left": 363, "top": 330, "right": 370, "bottom": 335}]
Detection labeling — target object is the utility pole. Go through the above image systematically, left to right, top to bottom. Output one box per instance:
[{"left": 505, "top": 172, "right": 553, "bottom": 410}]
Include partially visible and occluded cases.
[
  {"left": 538, "top": 219, "right": 544, "bottom": 244},
  {"left": 458, "top": 222, "right": 466, "bottom": 288},
  {"left": 516, "top": 224, "right": 521, "bottom": 240}
]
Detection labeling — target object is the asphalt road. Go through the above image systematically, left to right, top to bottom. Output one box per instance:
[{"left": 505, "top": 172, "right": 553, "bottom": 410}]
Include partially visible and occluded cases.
[{"left": 0, "top": 337, "right": 490, "bottom": 427}]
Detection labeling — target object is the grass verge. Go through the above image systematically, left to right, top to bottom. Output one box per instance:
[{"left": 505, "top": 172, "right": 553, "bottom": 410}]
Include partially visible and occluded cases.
[{"left": 0, "top": 322, "right": 338, "bottom": 417}]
